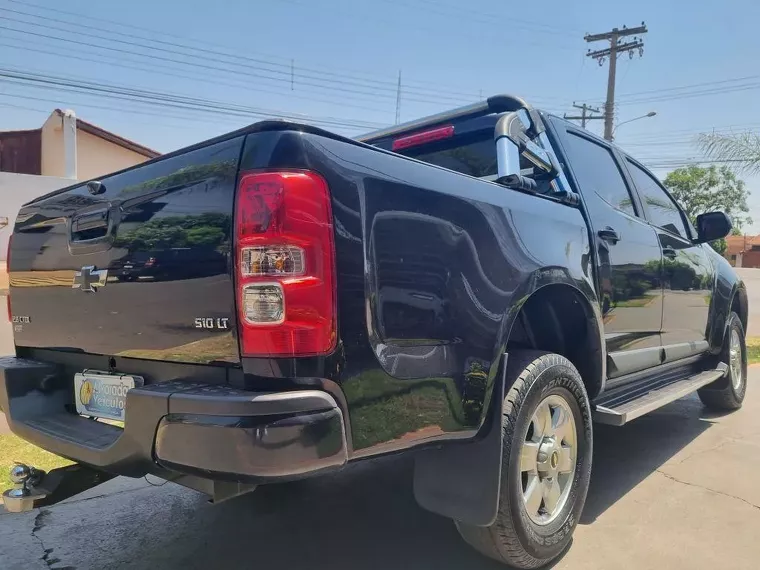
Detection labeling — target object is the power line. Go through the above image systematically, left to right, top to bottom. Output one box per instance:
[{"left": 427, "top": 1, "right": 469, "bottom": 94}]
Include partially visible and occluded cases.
[
  {"left": 5, "top": 0, "right": 579, "bottom": 107},
  {"left": 2, "top": 1, "right": 482, "bottom": 103},
  {"left": 8, "top": 1, "right": 465, "bottom": 99},
  {"left": 0, "top": 16, "right": 475, "bottom": 108},
  {"left": 0, "top": 19, "right": 571, "bottom": 116},
  {"left": 585, "top": 23, "right": 648, "bottom": 140},
  {"left": 0, "top": 40, "right": 395, "bottom": 115},
  {"left": 0, "top": 68, "right": 389, "bottom": 132},
  {"left": 0, "top": 68, "right": 384, "bottom": 128},
  {"left": 395, "top": 71, "right": 402, "bottom": 125},
  {"left": 616, "top": 74, "right": 760, "bottom": 101},
  {"left": 615, "top": 81, "right": 760, "bottom": 106},
  {"left": 0, "top": 92, "right": 239, "bottom": 135},
  {"left": 0, "top": 99, "right": 49, "bottom": 114},
  {"left": 620, "top": 122, "right": 760, "bottom": 141}
]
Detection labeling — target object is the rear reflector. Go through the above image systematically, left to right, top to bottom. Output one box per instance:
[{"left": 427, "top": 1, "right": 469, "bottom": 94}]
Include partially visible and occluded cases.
[
  {"left": 391, "top": 125, "right": 455, "bottom": 151},
  {"left": 235, "top": 171, "right": 336, "bottom": 357}
]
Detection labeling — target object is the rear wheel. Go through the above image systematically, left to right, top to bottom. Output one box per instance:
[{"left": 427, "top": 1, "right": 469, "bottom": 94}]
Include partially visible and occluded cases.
[
  {"left": 698, "top": 312, "right": 747, "bottom": 411},
  {"left": 456, "top": 350, "right": 593, "bottom": 568}
]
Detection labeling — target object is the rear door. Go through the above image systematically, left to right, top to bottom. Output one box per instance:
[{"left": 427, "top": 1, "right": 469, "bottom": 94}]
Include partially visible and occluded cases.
[
  {"left": 552, "top": 124, "right": 664, "bottom": 378},
  {"left": 9, "top": 137, "right": 243, "bottom": 365},
  {"left": 622, "top": 157, "right": 714, "bottom": 362}
]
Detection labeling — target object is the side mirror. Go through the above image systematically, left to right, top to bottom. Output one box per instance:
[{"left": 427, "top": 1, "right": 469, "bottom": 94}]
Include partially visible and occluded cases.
[{"left": 695, "top": 211, "right": 732, "bottom": 244}]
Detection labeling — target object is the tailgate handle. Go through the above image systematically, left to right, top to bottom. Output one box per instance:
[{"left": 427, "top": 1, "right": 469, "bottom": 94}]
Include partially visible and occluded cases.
[
  {"left": 68, "top": 205, "right": 121, "bottom": 255},
  {"left": 72, "top": 210, "right": 109, "bottom": 234}
]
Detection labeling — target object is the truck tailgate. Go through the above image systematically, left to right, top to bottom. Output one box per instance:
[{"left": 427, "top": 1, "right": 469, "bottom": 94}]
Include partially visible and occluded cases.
[{"left": 8, "top": 137, "right": 243, "bottom": 365}]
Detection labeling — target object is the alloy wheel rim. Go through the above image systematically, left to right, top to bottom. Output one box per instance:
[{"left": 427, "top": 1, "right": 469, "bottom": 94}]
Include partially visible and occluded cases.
[
  {"left": 730, "top": 329, "right": 743, "bottom": 390},
  {"left": 519, "top": 394, "right": 578, "bottom": 526}
]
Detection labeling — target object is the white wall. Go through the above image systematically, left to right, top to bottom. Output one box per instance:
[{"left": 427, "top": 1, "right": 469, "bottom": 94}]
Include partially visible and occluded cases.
[
  {"left": 41, "top": 113, "right": 152, "bottom": 180},
  {"left": 0, "top": 172, "right": 71, "bottom": 261}
]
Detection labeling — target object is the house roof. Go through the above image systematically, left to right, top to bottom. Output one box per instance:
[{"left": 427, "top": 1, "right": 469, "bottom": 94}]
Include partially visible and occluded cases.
[
  {"left": 52, "top": 109, "right": 160, "bottom": 159},
  {"left": 0, "top": 128, "right": 42, "bottom": 137},
  {"left": 725, "top": 234, "right": 760, "bottom": 255}
]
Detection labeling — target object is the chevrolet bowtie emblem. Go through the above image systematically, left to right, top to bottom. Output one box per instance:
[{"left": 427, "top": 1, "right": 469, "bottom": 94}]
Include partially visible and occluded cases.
[{"left": 73, "top": 266, "right": 108, "bottom": 292}]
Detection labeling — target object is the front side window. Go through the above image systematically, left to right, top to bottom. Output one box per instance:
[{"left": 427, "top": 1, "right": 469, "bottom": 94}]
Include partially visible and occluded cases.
[
  {"left": 562, "top": 132, "right": 636, "bottom": 217},
  {"left": 625, "top": 159, "right": 689, "bottom": 238}
]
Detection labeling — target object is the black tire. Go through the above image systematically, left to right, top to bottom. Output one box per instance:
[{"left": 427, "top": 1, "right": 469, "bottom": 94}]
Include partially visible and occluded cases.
[
  {"left": 698, "top": 312, "right": 747, "bottom": 411},
  {"left": 456, "top": 350, "right": 593, "bottom": 569}
]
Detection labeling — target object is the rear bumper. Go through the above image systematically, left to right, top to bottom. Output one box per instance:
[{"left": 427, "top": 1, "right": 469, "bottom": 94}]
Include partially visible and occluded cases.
[{"left": 0, "top": 356, "right": 348, "bottom": 482}]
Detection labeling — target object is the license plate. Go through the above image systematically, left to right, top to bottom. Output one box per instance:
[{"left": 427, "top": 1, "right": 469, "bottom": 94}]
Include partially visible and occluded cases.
[{"left": 74, "top": 371, "right": 142, "bottom": 422}]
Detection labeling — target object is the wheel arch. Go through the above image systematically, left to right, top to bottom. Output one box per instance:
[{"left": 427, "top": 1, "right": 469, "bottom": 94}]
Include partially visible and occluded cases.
[{"left": 504, "top": 282, "right": 606, "bottom": 399}]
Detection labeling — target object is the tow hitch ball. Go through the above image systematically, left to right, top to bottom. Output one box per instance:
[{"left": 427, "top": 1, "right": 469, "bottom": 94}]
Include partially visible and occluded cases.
[{"left": 2, "top": 463, "right": 49, "bottom": 513}]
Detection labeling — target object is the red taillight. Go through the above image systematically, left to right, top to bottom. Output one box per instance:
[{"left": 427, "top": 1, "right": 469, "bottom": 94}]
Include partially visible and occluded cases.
[
  {"left": 391, "top": 125, "right": 455, "bottom": 151},
  {"left": 235, "top": 171, "right": 336, "bottom": 357},
  {"left": 5, "top": 234, "right": 11, "bottom": 322},
  {"left": 145, "top": 257, "right": 156, "bottom": 267}
]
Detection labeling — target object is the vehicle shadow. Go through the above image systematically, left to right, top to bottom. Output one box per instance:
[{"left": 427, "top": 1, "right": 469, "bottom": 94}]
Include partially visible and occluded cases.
[
  {"left": 581, "top": 393, "right": 713, "bottom": 524},
  {"left": 55, "top": 395, "right": 715, "bottom": 569},
  {"left": 142, "top": 399, "right": 712, "bottom": 569},
  {"left": 142, "top": 456, "right": 509, "bottom": 570}
]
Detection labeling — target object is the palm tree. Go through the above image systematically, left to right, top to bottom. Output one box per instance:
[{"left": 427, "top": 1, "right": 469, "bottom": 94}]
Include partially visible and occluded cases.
[{"left": 698, "top": 131, "right": 760, "bottom": 174}]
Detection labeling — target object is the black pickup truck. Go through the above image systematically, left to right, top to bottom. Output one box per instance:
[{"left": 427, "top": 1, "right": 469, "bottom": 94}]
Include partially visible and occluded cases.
[{"left": 2, "top": 95, "right": 747, "bottom": 568}]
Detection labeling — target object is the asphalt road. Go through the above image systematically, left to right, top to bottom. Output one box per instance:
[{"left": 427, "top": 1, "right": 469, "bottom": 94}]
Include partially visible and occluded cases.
[{"left": 2, "top": 295, "right": 760, "bottom": 568}]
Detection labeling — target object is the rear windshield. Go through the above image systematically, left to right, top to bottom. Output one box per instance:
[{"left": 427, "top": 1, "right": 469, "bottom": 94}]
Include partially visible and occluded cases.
[{"left": 396, "top": 132, "right": 498, "bottom": 178}]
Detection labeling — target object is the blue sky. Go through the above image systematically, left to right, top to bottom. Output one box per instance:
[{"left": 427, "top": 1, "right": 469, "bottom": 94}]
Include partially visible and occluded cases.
[{"left": 2, "top": 0, "right": 760, "bottom": 230}]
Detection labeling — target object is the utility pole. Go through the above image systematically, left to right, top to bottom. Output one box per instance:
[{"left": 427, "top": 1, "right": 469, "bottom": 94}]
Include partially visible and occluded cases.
[
  {"left": 585, "top": 22, "right": 647, "bottom": 140},
  {"left": 395, "top": 70, "right": 402, "bottom": 125},
  {"left": 564, "top": 102, "right": 603, "bottom": 128}
]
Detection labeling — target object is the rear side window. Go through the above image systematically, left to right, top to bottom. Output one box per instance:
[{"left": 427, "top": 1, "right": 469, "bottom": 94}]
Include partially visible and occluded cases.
[
  {"left": 396, "top": 132, "right": 497, "bottom": 178},
  {"left": 562, "top": 132, "right": 636, "bottom": 217},
  {"left": 625, "top": 159, "right": 689, "bottom": 238}
]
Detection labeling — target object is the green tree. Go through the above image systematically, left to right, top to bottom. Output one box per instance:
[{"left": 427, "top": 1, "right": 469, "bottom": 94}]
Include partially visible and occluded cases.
[
  {"left": 698, "top": 131, "right": 760, "bottom": 175},
  {"left": 663, "top": 165, "right": 751, "bottom": 254}
]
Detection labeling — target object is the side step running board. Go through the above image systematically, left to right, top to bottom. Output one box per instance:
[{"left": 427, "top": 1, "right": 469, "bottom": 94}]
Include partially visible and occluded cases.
[{"left": 594, "top": 363, "right": 727, "bottom": 426}]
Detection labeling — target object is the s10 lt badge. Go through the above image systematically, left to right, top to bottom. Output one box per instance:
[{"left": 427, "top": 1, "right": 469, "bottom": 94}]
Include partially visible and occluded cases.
[{"left": 195, "top": 317, "right": 230, "bottom": 330}]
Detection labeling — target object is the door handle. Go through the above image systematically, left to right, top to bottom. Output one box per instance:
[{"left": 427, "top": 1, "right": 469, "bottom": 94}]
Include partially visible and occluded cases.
[
  {"left": 597, "top": 227, "right": 620, "bottom": 244},
  {"left": 662, "top": 246, "right": 677, "bottom": 259}
]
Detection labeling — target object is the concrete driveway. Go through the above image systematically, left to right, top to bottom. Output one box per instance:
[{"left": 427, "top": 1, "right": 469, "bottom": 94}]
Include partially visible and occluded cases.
[
  {"left": 736, "top": 267, "right": 760, "bottom": 336},
  {"left": 1, "top": 297, "right": 759, "bottom": 569},
  {"left": 0, "top": 301, "right": 9, "bottom": 435}
]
